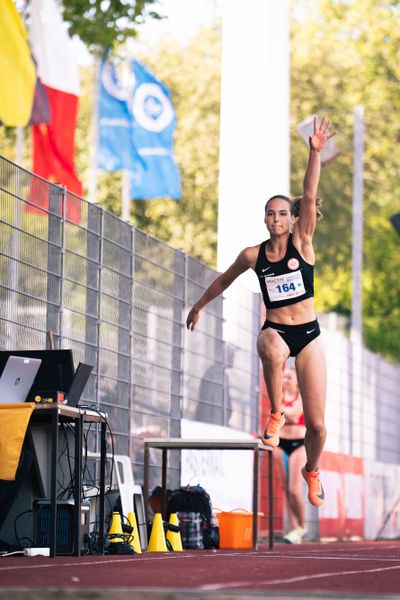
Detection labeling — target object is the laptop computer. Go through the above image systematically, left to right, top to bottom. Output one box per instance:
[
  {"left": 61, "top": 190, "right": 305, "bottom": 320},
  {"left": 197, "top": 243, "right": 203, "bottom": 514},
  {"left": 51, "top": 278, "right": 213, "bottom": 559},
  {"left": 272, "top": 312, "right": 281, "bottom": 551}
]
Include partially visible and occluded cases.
[
  {"left": 0, "top": 349, "right": 75, "bottom": 400},
  {"left": 0, "top": 355, "right": 42, "bottom": 404},
  {"left": 64, "top": 362, "right": 93, "bottom": 407}
]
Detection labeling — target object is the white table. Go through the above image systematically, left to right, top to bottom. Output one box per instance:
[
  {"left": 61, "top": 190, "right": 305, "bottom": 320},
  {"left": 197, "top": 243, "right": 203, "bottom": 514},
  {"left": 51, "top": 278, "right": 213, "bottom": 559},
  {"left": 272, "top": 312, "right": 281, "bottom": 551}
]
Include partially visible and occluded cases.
[{"left": 143, "top": 437, "right": 274, "bottom": 550}]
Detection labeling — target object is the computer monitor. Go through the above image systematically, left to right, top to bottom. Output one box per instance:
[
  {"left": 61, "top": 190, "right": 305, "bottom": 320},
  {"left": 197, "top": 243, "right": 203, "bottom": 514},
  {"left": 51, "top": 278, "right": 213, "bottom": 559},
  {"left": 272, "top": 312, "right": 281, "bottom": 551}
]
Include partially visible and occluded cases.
[
  {"left": 0, "top": 349, "right": 75, "bottom": 401},
  {"left": 65, "top": 362, "right": 93, "bottom": 407}
]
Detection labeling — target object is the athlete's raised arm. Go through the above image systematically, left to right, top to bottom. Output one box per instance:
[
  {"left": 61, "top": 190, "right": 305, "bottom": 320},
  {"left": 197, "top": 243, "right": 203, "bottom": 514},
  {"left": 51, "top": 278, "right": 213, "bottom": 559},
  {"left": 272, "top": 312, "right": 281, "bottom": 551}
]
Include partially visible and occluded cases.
[{"left": 296, "top": 116, "right": 336, "bottom": 242}]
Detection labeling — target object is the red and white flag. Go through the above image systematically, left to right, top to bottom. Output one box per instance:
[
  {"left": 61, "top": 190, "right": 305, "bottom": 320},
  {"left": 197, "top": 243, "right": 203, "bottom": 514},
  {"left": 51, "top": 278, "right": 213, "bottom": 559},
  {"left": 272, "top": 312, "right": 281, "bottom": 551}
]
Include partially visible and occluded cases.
[{"left": 29, "top": 0, "right": 82, "bottom": 221}]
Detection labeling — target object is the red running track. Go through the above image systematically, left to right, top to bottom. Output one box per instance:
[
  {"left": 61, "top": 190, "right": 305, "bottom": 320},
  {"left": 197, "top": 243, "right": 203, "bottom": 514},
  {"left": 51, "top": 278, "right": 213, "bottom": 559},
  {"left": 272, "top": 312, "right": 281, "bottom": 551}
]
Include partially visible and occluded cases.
[{"left": 0, "top": 542, "right": 400, "bottom": 595}]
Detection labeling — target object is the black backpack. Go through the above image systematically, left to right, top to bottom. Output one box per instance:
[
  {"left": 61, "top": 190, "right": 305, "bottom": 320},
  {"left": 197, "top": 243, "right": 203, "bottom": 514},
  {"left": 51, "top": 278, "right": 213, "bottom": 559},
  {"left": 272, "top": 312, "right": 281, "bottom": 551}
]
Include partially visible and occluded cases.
[{"left": 166, "top": 485, "right": 219, "bottom": 549}]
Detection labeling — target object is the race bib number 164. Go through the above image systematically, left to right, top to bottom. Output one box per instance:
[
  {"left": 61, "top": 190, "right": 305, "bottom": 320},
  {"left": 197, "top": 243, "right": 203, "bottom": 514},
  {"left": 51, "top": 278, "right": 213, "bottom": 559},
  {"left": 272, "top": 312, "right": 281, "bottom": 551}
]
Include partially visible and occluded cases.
[{"left": 265, "top": 270, "right": 305, "bottom": 302}]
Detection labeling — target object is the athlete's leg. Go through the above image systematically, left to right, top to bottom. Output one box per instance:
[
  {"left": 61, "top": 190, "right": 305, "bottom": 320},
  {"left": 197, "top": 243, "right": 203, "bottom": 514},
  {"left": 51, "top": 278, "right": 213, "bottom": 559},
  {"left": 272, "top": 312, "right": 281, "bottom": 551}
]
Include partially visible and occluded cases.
[
  {"left": 257, "top": 328, "right": 290, "bottom": 413},
  {"left": 295, "top": 337, "right": 327, "bottom": 471},
  {"left": 287, "top": 444, "right": 307, "bottom": 529},
  {"left": 273, "top": 446, "right": 295, "bottom": 531},
  {"left": 273, "top": 446, "right": 288, "bottom": 488}
]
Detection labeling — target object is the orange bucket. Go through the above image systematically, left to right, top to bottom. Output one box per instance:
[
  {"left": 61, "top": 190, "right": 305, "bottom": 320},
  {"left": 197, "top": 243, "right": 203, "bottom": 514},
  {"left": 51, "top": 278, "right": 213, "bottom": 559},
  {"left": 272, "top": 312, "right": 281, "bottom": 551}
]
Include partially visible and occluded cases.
[{"left": 217, "top": 509, "right": 263, "bottom": 549}]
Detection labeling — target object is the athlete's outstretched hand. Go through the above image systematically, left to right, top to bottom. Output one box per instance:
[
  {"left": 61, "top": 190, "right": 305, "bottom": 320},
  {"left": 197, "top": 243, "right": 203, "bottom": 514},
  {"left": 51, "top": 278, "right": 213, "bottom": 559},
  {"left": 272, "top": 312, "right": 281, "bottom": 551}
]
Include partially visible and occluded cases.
[
  {"left": 309, "top": 116, "right": 336, "bottom": 152},
  {"left": 186, "top": 306, "right": 200, "bottom": 331}
]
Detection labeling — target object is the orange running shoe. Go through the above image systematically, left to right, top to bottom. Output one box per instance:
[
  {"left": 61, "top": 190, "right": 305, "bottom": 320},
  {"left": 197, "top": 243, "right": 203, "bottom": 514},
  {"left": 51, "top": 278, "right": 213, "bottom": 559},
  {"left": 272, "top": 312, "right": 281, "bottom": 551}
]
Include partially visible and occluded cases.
[
  {"left": 261, "top": 411, "right": 285, "bottom": 447},
  {"left": 301, "top": 465, "right": 325, "bottom": 507}
]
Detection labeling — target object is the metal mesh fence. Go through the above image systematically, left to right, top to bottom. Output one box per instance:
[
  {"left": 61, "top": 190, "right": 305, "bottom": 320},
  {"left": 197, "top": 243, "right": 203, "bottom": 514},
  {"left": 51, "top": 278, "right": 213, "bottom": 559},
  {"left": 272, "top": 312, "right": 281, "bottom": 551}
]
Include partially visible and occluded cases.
[{"left": 0, "top": 155, "right": 261, "bottom": 492}]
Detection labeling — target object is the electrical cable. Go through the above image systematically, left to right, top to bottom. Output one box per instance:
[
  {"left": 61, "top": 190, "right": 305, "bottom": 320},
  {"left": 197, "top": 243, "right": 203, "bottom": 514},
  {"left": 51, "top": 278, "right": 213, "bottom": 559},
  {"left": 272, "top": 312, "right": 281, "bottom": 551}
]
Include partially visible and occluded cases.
[
  {"left": 81, "top": 405, "right": 115, "bottom": 494},
  {"left": 57, "top": 423, "right": 75, "bottom": 500},
  {"left": 56, "top": 425, "right": 70, "bottom": 498},
  {"left": 13, "top": 510, "right": 33, "bottom": 550}
]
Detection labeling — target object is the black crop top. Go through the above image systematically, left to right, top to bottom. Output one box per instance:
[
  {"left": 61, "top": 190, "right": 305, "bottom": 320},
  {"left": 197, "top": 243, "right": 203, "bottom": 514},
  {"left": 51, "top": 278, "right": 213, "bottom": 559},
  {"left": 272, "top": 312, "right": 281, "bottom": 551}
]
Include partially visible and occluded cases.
[{"left": 255, "top": 235, "right": 314, "bottom": 310}]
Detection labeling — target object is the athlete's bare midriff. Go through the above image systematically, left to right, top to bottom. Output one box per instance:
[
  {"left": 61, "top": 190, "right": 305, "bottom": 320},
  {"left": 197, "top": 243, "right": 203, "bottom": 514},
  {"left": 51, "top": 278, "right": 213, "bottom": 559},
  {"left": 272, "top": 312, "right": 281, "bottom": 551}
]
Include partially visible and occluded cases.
[
  {"left": 265, "top": 297, "right": 316, "bottom": 325},
  {"left": 281, "top": 424, "right": 306, "bottom": 440}
]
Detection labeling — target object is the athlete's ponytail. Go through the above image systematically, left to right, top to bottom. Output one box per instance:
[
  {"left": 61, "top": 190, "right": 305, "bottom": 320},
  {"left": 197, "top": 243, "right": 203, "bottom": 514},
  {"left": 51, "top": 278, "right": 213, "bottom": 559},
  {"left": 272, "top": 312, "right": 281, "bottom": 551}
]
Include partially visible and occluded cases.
[{"left": 293, "top": 196, "right": 323, "bottom": 220}]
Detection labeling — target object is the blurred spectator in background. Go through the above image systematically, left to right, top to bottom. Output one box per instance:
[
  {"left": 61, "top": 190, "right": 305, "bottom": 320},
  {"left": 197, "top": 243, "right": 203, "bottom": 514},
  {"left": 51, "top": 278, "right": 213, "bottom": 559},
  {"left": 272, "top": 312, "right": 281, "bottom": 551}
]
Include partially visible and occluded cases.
[
  {"left": 196, "top": 344, "right": 235, "bottom": 426},
  {"left": 274, "top": 364, "right": 307, "bottom": 544}
]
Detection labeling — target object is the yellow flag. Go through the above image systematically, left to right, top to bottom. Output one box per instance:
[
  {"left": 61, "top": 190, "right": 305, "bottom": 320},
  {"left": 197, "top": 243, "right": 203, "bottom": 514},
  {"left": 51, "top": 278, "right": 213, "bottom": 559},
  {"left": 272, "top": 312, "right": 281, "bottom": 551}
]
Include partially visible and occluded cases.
[
  {"left": 0, "top": 0, "right": 35, "bottom": 126},
  {"left": 0, "top": 403, "right": 35, "bottom": 480}
]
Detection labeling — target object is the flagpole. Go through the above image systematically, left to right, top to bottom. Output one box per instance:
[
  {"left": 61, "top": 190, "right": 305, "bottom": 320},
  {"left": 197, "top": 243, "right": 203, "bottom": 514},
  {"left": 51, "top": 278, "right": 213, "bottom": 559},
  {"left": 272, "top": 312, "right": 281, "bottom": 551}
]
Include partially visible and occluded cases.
[
  {"left": 88, "top": 54, "right": 101, "bottom": 204},
  {"left": 351, "top": 104, "right": 364, "bottom": 346},
  {"left": 9, "top": 126, "right": 25, "bottom": 349},
  {"left": 15, "top": 126, "right": 24, "bottom": 166},
  {"left": 121, "top": 169, "right": 131, "bottom": 221}
]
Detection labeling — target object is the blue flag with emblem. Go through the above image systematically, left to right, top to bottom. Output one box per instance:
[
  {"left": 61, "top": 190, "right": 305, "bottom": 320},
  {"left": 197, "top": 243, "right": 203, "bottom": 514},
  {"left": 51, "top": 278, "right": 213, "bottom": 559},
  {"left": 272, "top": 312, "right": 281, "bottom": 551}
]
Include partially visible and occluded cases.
[
  {"left": 97, "top": 57, "right": 142, "bottom": 172},
  {"left": 129, "top": 59, "right": 181, "bottom": 200}
]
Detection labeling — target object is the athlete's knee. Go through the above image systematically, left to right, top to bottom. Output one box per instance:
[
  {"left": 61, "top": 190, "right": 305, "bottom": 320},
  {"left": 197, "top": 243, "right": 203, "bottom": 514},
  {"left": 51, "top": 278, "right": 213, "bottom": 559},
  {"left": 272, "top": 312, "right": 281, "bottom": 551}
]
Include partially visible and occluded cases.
[
  {"left": 257, "top": 338, "right": 285, "bottom": 365},
  {"left": 261, "top": 351, "right": 285, "bottom": 369},
  {"left": 306, "top": 422, "right": 326, "bottom": 440},
  {"left": 288, "top": 489, "right": 302, "bottom": 505}
]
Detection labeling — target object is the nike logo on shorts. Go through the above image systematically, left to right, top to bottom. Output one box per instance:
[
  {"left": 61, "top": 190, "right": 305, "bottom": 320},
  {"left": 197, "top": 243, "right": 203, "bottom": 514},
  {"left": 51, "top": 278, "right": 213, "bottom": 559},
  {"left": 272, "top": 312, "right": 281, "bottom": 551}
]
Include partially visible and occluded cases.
[{"left": 306, "top": 329, "right": 316, "bottom": 334}]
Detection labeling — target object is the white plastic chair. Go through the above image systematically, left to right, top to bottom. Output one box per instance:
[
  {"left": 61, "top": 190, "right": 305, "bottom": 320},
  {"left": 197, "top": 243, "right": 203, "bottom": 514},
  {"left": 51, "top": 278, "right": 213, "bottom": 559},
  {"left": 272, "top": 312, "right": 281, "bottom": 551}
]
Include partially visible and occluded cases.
[
  {"left": 85, "top": 452, "right": 147, "bottom": 549},
  {"left": 113, "top": 454, "right": 147, "bottom": 549}
]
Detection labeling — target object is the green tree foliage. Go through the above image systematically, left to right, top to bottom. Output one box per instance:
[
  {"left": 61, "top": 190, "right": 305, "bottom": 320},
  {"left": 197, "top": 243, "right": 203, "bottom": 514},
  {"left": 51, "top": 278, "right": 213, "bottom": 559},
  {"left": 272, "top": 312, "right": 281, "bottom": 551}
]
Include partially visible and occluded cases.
[
  {"left": 60, "top": 0, "right": 162, "bottom": 50},
  {"left": 290, "top": 0, "right": 400, "bottom": 361},
  {"left": 0, "top": 129, "right": 17, "bottom": 165}
]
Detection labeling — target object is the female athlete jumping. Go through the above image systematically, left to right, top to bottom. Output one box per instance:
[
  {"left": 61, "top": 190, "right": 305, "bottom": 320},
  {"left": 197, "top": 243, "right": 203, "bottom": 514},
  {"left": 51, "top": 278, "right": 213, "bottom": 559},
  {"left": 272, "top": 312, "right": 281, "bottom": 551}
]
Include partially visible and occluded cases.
[{"left": 186, "top": 116, "right": 336, "bottom": 506}]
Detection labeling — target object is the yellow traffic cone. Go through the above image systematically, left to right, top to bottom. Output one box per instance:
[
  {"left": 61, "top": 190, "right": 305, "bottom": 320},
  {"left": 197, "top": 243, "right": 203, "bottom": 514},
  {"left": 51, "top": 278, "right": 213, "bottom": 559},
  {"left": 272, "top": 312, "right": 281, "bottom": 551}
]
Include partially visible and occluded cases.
[
  {"left": 127, "top": 511, "right": 142, "bottom": 554},
  {"left": 108, "top": 512, "right": 123, "bottom": 544},
  {"left": 147, "top": 513, "right": 168, "bottom": 552},
  {"left": 166, "top": 513, "right": 183, "bottom": 551}
]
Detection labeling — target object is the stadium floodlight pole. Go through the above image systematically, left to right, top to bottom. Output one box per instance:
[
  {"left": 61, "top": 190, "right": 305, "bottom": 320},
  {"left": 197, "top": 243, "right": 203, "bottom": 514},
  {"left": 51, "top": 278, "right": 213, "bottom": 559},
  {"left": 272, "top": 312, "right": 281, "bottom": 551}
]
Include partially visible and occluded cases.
[
  {"left": 217, "top": 0, "right": 290, "bottom": 291},
  {"left": 351, "top": 105, "right": 364, "bottom": 346}
]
